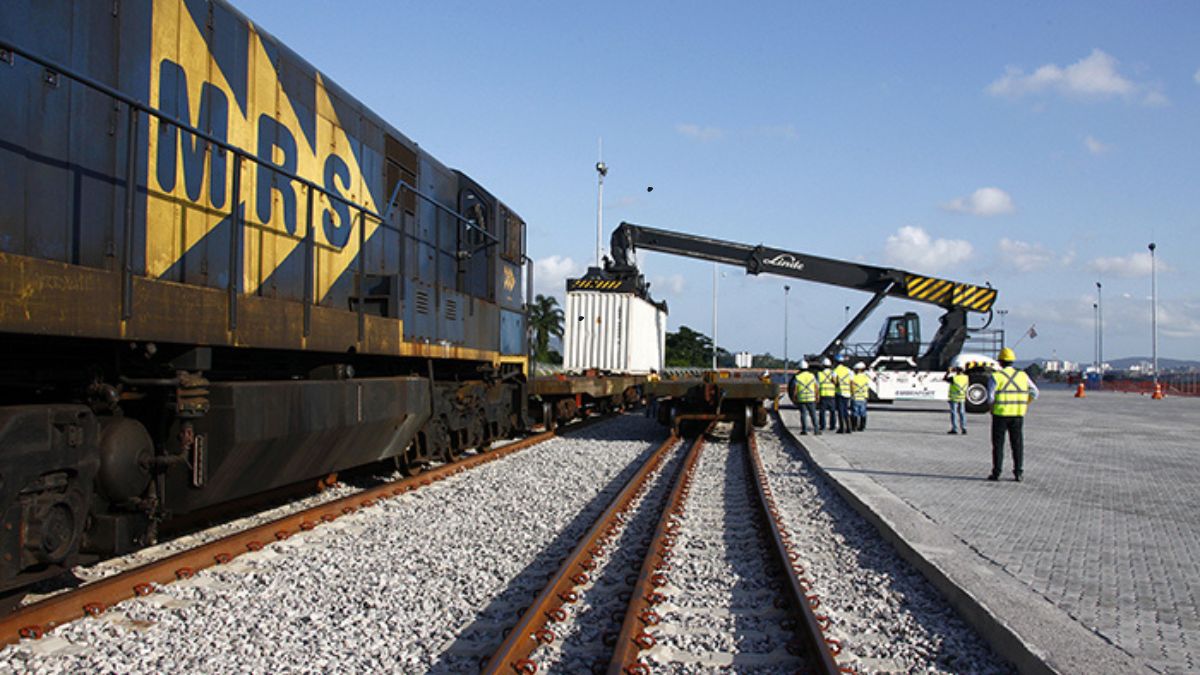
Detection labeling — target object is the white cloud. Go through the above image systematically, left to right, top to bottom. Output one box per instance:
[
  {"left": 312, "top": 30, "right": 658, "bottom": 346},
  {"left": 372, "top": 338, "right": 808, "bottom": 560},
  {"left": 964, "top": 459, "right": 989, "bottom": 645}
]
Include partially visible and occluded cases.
[
  {"left": 986, "top": 49, "right": 1166, "bottom": 105},
  {"left": 676, "top": 123, "right": 723, "bottom": 142},
  {"left": 1084, "top": 135, "right": 1110, "bottom": 155},
  {"left": 942, "top": 187, "right": 1015, "bottom": 217},
  {"left": 884, "top": 226, "right": 973, "bottom": 273},
  {"left": 998, "top": 238, "right": 1055, "bottom": 272},
  {"left": 1087, "top": 251, "right": 1169, "bottom": 278},
  {"left": 533, "top": 255, "right": 583, "bottom": 300},
  {"left": 650, "top": 274, "right": 686, "bottom": 295},
  {"left": 1159, "top": 300, "right": 1200, "bottom": 338}
]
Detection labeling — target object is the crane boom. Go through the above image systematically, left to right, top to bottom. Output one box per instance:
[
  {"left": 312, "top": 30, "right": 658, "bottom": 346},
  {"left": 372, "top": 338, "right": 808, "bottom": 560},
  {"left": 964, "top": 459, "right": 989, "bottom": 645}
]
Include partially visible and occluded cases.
[
  {"left": 606, "top": 221, "right": 998, "bottom": 370},
  {"left": 610, "top": 222, "right": 996, "bottom": 313}
]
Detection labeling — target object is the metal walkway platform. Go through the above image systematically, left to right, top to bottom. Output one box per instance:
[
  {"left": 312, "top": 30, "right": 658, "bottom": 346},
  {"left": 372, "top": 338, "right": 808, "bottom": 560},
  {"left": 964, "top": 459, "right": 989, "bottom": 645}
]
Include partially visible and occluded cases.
[{"left": 779, "top": 388, "right": 1200, "bottom": 674}]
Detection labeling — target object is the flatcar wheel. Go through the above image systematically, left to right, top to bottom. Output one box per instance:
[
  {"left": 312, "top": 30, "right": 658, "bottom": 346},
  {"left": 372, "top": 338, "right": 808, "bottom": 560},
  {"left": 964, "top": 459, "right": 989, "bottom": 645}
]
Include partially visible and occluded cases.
[
  {"left": 542, "top": 401, "right": 557, "bottom": 432},
  {"left": 743, "top": 404, "right": 754, "bottom": 440}
]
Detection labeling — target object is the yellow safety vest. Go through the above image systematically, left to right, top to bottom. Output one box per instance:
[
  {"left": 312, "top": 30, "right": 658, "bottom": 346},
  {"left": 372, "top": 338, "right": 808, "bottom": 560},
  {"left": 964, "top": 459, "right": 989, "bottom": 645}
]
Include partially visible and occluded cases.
[
  {"left": 834, "top": 364, "right": 853, "bottom": 397},
  {"left": 991, "top": 367, "right": 1031, "bottom": 417},
  {"left": 818, "top": 369, "right": 836, "bottom": 397},
  {"left": 794, "top": 371, "right": 818, "bottom": 403},
  {"left": 851, "top": 372, "right": 870, "bottom": 401},
  {"left": 948, "top": 373, "right": 968, "bottom": 403}
]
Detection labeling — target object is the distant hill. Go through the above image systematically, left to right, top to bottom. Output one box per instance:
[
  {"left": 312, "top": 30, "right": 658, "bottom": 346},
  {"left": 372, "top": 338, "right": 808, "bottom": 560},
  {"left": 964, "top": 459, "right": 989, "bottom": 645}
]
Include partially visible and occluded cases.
[
  {"left": 1022, "top": 356, "right": 1200, "bottom": 370},
  {"left": 1103, "top": 356, "right": 1200, "bottom": 370}
]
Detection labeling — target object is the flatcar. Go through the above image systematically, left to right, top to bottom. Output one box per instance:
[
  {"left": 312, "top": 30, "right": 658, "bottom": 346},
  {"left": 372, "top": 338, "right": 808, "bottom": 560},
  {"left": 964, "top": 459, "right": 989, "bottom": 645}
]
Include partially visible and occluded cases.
[{"left": 0, "top": 0, "right": 531, "bottom": 596}]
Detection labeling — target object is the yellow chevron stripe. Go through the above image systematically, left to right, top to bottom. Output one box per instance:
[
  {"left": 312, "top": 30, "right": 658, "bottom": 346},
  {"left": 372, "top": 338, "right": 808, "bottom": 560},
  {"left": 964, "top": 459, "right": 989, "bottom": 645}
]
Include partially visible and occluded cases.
[
  {"left": 908, "top": 276, "right": 934, "bottom": 295},
  {"left": 924, "top": 280, "right": 952, "bottom": 301},
  {"left": 956, "top": 286, "right": 982, "bottom": 305}
]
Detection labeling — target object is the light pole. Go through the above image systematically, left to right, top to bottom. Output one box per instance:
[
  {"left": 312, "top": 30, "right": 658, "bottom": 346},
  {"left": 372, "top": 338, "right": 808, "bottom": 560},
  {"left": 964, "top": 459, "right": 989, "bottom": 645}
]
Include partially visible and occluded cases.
[
  {"left": 594, "top": 140, "right": 607, "bottom": 269},
  {"left": 1149, "top": 242, "right": 1158, "bottom": 385},
  {"left": 712, "top": 263, "right": 718, "bottom": 370},
  {"left": 1096, "top": 282, "right": 1103, "bottom": 372},
  {"left": 784, "top": 285, "right": 791, "bottom": 371},
  {"left": 1093, "top": 303, "right": 1099, "bottom": 372},
  {"left": 844, "top": 305, "right": 850, "bottom": 325},
  {"left": 998, "top": 309, "right": 1009, "bottom": 347}
]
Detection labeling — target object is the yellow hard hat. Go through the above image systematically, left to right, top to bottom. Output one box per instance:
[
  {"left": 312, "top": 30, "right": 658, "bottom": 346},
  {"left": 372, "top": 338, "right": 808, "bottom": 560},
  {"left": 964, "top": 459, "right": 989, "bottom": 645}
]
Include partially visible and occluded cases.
[{"left": 998, "top": 347, "right": 1016, "bottom": 361}]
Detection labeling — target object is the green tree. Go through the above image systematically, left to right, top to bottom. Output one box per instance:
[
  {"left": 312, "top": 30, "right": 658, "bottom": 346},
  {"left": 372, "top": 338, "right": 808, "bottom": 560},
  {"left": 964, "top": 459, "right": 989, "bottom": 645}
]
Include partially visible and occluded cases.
[
  {"left": 528, "top": 294, "right": 564, "bottom": 364},
  {"left": 665, "top": 325, "right": 714, "bottom": 368}
]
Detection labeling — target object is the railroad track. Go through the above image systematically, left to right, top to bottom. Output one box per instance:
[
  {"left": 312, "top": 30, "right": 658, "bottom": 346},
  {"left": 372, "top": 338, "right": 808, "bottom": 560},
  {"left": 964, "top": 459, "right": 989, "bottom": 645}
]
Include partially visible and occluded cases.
[
  {"left": 1, "top": 413, "right": 1012, "bottom": 673},
  {"left": 0, "top": 416, "right": 613, "bottom": 647},
  {"left": 484, "top": 419, "right": 845, "bottom": 674}
]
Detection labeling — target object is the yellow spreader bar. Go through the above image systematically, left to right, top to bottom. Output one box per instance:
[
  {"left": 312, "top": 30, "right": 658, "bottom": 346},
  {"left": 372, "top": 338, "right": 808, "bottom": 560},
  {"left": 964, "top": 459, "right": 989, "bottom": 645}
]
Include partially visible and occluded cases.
[{"left": 904, "top": 274, "right": 996, "bottom": 312}]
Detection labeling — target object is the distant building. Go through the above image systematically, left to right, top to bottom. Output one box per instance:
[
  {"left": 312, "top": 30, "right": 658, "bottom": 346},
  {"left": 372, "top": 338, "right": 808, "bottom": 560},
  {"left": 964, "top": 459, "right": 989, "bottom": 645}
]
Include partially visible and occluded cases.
[{"left": 1043, "top": 360, "right": 1076, "bottom": 373}]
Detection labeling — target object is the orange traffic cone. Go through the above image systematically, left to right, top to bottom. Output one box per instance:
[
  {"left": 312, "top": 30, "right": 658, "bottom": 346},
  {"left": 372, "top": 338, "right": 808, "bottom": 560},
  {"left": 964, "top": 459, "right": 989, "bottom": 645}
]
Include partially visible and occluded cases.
[
  {"left": 1074, "top": 382, "right": 1086, "bottom": 398},
  {"left": 1152, "top": 382, "right": 1164, "bottom": 400}
]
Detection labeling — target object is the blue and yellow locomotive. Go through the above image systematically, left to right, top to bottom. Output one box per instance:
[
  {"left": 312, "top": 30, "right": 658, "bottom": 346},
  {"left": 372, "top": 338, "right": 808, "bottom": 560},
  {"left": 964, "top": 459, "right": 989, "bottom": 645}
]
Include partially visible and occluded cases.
[{"left": 0, "top": 0, "right": 529, "bottom": 595}]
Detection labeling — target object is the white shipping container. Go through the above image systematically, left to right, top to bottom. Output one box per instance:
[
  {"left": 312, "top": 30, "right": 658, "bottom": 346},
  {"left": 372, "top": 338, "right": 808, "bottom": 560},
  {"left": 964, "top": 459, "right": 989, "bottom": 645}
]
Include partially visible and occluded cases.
[{"left": 564, "top": 291, "right": 666, "bottom": 373}]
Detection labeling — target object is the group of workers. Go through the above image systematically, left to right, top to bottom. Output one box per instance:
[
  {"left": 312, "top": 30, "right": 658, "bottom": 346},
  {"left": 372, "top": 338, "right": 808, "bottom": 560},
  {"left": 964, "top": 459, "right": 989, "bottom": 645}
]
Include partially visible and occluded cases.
[
  {"left": 791, "top": 347, "right": 1038, "bottom": 482},
  {"left": 791, "top": 355, "right": 871, "bottom": 435}
]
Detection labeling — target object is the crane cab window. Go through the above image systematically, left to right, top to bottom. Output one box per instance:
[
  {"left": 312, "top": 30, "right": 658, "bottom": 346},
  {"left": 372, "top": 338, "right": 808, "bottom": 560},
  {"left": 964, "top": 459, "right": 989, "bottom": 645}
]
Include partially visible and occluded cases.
[{"left": 879, "top": 313, "right": 921, "bottom": 357}]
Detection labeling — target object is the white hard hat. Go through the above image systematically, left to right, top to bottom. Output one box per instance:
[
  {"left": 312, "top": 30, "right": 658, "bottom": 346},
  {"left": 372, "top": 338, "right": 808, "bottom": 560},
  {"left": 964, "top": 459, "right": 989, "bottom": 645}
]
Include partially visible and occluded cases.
[
  {"left": 821, "top": 357, "right": 832, "bottom": 367},
  {"left": 798, "top": 360, "right": 809, "bottom": 369},
  {"left": 854, "top": 362, "right": 866, "bottom": 370}
]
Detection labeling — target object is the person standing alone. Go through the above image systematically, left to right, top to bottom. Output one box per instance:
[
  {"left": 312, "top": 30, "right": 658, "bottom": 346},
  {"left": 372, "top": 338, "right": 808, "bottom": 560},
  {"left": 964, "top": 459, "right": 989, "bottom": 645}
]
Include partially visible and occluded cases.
[
  {"left": 987, "top": 348, "right": 1038, "bottom": 482},
  {"left": 793, "top": 361, "right": 820, "bottom": 435},
  {"left": 946, "top": 366, "right": 968, "bottom": 435}
]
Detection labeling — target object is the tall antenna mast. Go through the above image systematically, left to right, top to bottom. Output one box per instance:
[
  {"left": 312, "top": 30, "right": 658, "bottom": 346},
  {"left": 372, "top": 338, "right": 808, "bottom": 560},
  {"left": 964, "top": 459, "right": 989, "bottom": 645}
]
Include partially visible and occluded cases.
[{"left": 594, "top": 138, "right": 607, "bottom": 269}]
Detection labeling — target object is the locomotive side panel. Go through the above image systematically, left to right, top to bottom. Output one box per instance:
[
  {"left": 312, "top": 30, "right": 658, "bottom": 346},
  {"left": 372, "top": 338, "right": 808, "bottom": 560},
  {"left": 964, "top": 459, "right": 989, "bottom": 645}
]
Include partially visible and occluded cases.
[{"left": 0, "top": 0, "right": 530, "bottom": 595}]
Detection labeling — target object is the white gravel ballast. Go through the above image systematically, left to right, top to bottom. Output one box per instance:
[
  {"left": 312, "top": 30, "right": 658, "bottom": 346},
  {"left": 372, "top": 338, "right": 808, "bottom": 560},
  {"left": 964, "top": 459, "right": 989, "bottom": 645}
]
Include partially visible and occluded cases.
[
  {"left": 0, "top": 415, "right": 666, "bottom": 674},
  {"left": 756, "top": 419, "right": 1014, "bottom": 674}
]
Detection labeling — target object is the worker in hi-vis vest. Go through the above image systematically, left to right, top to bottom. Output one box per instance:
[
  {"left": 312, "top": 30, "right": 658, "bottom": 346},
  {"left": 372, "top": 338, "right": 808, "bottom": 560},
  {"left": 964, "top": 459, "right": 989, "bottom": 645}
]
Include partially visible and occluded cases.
[
  {"left": 987, "top": 347, "right": 1039, "bottom": 482},
  {"left": 833, "top": 355, "right": 854, "bottom": 434},
  {"left": 817, "top": 357, "right": 837, "bottom": 432},
  {"left": 793, "top": 361, "right": 820, "bottom": 435},
  {"left": 850, "top": 362, "right": 870, "bottom": 431},
  {"left": 946, "top": 366, "right": 969, "bottom": 435}
]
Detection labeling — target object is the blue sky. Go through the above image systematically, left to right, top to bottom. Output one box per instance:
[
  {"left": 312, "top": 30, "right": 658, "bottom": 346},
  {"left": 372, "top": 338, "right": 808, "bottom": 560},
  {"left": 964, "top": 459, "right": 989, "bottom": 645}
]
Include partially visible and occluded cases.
[{"left": 237, "top": 1, "right": 1200, "bottom": 363}]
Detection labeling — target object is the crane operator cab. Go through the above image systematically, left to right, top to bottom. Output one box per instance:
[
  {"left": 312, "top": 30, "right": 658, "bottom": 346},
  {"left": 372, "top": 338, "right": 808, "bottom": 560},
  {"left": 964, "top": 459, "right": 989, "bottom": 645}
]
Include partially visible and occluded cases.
[{"left": 877, "top": 312, "right": 921, "bottom": 359}]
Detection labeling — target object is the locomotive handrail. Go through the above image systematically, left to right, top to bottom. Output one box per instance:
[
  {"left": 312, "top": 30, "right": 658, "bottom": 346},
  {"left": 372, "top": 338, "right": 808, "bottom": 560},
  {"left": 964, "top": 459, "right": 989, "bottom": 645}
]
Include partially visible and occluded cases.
[{"left": 0, "top": 39, "right": 496, "bottom": 245}]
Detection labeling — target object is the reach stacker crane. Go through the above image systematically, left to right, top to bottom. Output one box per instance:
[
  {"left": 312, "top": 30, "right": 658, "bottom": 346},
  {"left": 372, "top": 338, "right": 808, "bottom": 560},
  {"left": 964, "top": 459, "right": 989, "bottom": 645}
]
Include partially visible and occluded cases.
[{"left": 606, "top": 221, "right": 1002, "bottom": 412}]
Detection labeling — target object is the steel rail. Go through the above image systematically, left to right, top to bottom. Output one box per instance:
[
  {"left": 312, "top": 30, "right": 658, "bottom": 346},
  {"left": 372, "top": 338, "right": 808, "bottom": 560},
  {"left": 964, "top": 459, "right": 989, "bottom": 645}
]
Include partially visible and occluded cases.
[
  {"left": 0, "top": 422, "right": 591, "bottom": 647},
  {"left": 607, "top": 424, "right": 710, "bottom": 674},
  {"left": 745, "top": 427, "right": 845, "bottom": 673},
  {"left": 482, "top": 432, "right": 683, "bottom": 674}
]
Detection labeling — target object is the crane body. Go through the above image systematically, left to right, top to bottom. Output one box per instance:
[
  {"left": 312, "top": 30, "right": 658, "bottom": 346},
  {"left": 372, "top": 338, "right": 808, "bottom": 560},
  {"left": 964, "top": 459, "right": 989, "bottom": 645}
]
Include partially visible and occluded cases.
[{"left": 607, "top": 222, "right": 1002, "bottom": 411}]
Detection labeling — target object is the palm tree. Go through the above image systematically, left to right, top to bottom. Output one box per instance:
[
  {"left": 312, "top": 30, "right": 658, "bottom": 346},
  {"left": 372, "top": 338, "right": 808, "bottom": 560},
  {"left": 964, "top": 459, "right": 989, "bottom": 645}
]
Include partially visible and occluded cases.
[{"left": 528, "top": 294, "right": 565, "bottom": 363}]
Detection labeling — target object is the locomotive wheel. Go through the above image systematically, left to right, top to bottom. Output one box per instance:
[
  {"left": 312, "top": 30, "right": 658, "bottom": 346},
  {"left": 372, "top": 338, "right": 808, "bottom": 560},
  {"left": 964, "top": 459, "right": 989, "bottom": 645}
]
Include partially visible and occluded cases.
[
  {"left": 542, "top": 401, "right": 557, "bottom": 432},
  {"left": 743, "top": 404, "right": 754, "bottom": 440},
  {"left": 396, "top": 442, "right": 424, "bottom": 477}
]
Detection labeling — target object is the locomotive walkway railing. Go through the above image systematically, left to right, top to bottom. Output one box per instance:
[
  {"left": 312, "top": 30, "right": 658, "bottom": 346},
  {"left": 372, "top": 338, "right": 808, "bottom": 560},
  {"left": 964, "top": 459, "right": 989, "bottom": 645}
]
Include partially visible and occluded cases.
[{"left": 0, "top": 39, "right": 497, "bottom": 337}]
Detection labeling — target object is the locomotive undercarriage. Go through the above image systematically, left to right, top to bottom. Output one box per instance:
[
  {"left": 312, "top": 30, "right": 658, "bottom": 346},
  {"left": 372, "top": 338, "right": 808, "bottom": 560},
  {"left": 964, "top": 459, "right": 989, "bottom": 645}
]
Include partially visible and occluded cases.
[{"left": 0, "top": 334, "right": 525, "bottom": 596}]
